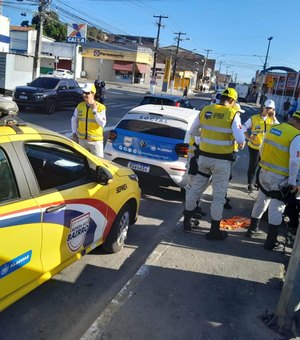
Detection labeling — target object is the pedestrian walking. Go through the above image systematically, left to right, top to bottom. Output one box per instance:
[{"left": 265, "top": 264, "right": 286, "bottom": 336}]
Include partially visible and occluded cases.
[
  {"left": 94, "top": 80, "right": 107, "bottom": 104},
  {"left": 71, "top": 83, "right": 107, "bottom": 158},
  {"left": 183, "top": 86, "right": 188, "bottom": 97},
  {"left": 183, "top": 88, "right": 245, "bottom": 240},
  {"left": 288, "top": 97, "right": 298, "bottom": 119},
  {"left": 283, "top": 98, "right": 291, "bottom": 121},
  {"left": 243, "top": 99, "right": 278, "bottom": 193},
  {"left": 245, "top": 111, "right": 300, "bottom": 250}
]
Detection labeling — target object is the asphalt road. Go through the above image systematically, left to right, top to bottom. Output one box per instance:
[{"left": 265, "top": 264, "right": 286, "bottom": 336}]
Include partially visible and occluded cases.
[
  {"left": 0, "top": 90, "right": 212, "bottom": 339},
  {"left": 1, "top": 90, "right": 265, "bottom": 339}
]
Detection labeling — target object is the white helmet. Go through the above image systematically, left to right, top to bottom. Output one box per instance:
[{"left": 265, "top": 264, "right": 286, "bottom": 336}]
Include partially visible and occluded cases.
[{"left": 264, "top": 99, "right": 275, "bottom": 109}]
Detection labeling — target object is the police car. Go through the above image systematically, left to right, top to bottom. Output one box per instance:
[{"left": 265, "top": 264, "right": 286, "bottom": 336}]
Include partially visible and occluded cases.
[
  {"left": 0, "top": 100, "right": 141, "bottom": 311},
  {"left": 104, "top": 104, "right": 199, "bottom": 188}
]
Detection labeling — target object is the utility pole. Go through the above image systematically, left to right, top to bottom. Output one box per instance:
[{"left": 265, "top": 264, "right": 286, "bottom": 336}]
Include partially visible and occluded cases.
[
  {"left": 33, "top": 0, "right": 49, "bottom": 79},
  {"left": 150, "top": 14, "right": 168, "bottom": 94},
  {"left": 152, "top": 15, "right": 168, "bottom": 78},
  {"left": 170, "top": 32, "right": 187, "bottom": 94},
  {"left": 256, "top": 36, "right": 273, "bottom": 105},
  {"left": 202, "top": 49, "right": 212, "bottom": 82},
  {"left": 275, "top": 226, "right": 300, "bottom": 336}
]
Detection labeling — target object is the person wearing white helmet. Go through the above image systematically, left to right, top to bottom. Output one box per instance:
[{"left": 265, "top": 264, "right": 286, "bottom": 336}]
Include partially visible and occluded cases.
[
  {"left": 71, "top": 83, "right": 107, "bottom": 158},
  {"left": 242, "top": 98, "right": 279, "bottom": 193}
]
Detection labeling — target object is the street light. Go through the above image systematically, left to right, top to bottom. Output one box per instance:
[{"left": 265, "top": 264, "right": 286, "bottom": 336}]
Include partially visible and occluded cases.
[
  {"left": 256, "top": 36, "right": 274, "bottom": 105},
  {"left": 263, "top": 36, "right": 273, "bottom": 72}
]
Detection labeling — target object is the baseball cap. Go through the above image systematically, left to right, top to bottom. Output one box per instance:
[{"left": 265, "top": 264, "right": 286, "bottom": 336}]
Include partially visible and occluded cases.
[
  {"left": 82, "top": 83, "right": 96, "bottom": 94},
  {"left": 221, "top": 88, "right": 238, "bottom": 101},
  {"left": 264, "top": 99, "right": 275, "bottom": 109},
  {"left": 234, "top": 103, "right": 245, "bottom": 113},
  {"left": 292, "top": 111, "right": 300, "bottom": 119}
]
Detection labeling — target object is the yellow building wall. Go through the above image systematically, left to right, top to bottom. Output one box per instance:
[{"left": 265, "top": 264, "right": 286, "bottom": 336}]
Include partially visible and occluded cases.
[{"left": 82, "top": 48, "right": 152, "bottom": 65}]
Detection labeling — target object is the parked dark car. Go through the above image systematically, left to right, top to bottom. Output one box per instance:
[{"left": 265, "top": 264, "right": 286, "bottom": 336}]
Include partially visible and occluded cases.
[
  {"left": 13, "top": 77, "right": 83, "bottom": 114},
  {"left": 139, "top": 94, "right": 193, "bottom": 109}
]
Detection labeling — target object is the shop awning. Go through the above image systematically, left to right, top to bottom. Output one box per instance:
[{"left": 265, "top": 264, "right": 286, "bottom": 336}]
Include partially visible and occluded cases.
[
  {"left": 113, "top": 61, "right": 134, "bottom": 72},
  {"left": 136, "top": 63, "right": 148, "bottom": 74}
]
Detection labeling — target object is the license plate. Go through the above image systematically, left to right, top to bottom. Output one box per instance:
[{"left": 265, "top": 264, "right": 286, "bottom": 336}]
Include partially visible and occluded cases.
[
  {"left": 19, "top": 95, "right": 27, "bottom": 100},
  {"left": 128, "top": 161, "right": 150, "bottom": 173}
]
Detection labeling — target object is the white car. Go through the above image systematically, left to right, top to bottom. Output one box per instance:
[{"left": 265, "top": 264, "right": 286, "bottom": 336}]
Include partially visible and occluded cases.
[
  {"left": 47, "top": 69, "right": 74, "bottom": 79},
  {"left": 104, "top": 104, "right": 199, "bottom": 188}
]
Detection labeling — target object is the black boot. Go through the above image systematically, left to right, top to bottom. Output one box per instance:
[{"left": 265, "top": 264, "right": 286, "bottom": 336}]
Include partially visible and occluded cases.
[
  {"left": 193, "top": 206, "right": 206, "bottom": 219},
  {"left": 183, "top": 210, "right": 194, "bottom": 232},
  {"left": 245, "top": 217, "right": 262, "bottom": 238},
  {"left": 205, "top": 220, "right": 228, "bottom": 240},
  {"left": 263, "top": 224, "right": 284, "bottom": 250}
]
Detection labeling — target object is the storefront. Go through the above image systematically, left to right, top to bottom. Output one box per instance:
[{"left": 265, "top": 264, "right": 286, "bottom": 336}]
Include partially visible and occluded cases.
[{"left": 82, "top": 42, "right": 153, "bottom": 84}]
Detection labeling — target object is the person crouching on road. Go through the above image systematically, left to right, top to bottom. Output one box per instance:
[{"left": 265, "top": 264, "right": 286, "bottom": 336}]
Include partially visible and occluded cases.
[
  {"left": 71, "top": 83, "right": 107, "bottom": 158},
  {"left": 183, "top": 88, "right": 245, "bottom": 240},
  {"left": 243, "top": 99, "right": 278, "bottom": 193},
  {"left": 245, "top": 112, "right": 300, "bottom": 250}
]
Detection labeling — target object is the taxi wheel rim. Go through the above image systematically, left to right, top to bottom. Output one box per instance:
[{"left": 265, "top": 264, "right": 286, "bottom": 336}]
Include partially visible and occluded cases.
[{"left": 117, "top": 211, "right": 130, "bottom": 247}]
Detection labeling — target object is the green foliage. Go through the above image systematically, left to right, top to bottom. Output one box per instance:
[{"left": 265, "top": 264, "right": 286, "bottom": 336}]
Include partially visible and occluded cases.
[
  {"left": 31, "top": 11, "right": 67, "bottom": 42},
  {"left": 21, "top": 20, "right": 30, "bottom": 27},
  {"left": 87, "top": 26, "right": 106, "bottom": 41}
]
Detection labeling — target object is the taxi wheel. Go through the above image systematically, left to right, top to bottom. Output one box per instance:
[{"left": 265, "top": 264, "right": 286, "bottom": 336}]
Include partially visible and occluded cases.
[{"left": 102, "top": 204, "right": 131, "bottom": 253}]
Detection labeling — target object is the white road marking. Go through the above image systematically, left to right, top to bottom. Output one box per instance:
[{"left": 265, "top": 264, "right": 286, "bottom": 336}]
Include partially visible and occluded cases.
[{"left": 80, "top": 221, "right": 182, "bottom": 340}]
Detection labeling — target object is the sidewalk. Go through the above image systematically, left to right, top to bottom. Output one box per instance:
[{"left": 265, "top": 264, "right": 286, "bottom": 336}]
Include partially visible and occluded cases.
[{"left": 82, "top": 147, "right": 292, "bottom": 340}]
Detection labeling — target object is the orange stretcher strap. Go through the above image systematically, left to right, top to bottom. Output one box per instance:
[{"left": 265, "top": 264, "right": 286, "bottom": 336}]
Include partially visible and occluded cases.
[{"left": 220, "top": 216, "right": 251, "bottom": 230}]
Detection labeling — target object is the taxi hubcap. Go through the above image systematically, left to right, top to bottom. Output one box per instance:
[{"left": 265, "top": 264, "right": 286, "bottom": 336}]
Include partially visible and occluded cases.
[{"left": 117, "top": 211, "right": 130, "bottom": 246}]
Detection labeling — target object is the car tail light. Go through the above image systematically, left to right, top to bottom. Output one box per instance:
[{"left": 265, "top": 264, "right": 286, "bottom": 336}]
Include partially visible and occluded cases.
[
  {"left": 175, "top": 102, "right": 180, "bottom": 107},
  {"left": 107, "top": 130, "right": 117, "bottom": 142},
  {"left": 175, "top": 143, "right": 189, "bottom": 158}
]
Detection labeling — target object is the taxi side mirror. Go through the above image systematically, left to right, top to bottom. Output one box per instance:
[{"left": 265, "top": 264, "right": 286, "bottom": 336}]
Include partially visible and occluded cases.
[{"left": 95, "top": 165, "right": 112, "bottom": 185}]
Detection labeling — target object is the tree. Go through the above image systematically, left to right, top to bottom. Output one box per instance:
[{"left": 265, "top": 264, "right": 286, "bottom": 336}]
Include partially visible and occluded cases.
[
  {"left": 31, "top": 11, "right": 67, "bottom": 42},
  {"left": 21, "top": 20, "right": 30, "bottom": 27},
  {"left": 87, "top": 26, "right": 107, "bottom": 41}
]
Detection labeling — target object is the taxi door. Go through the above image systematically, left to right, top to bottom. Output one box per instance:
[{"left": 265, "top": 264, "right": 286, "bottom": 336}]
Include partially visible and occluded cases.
[
  {"left": 22, "top": 140, "right": 114, "bottom": 274},
  {"left": 0, "top": 143, "right": 43, "bottom": 311}
]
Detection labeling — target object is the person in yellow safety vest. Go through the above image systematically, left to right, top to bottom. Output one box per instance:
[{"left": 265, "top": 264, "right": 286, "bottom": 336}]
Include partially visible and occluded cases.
[
  {"left": 71, "top": 83, "right": 107, "bottom": 158},
  {"left": 183, "top": 88, "right": 245, "bottom": 239},
  {"left": 242, "top": 99, "right": 279, "bottom": 193},
  {"left": 245, "top": 111, "right": 300, "bottom": 250}
]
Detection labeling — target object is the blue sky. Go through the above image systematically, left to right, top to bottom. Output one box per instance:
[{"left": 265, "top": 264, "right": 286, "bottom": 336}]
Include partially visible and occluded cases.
[{"left": 3, "top": 0, "right": 300, "bottom": 83}]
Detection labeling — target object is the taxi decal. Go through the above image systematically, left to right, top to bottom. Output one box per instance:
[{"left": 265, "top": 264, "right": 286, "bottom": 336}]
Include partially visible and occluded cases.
[
  {"left": 113, "top": 129, "right": 181, "bottom": 161},
  {"left": 42, "top": 198, "right": 117, "bottom": 250},
  {"left": 0, "top": 208, "right": 42, "bottom": 229},
  {"left": 67, "top": 212, "right": 90, "bottom": 252},
  {"left": 0, "top": 250, "right": 32, "bottom": 279}
]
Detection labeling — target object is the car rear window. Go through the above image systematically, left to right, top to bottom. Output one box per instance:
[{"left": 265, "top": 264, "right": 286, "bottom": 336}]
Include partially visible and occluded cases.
[
  {"left": 29, "top": 77, "right": 60, "bottom": 89},
  {"left": 140, "top": 97, "right": 175, "bottom": 106},
  {"left": 116, "top": 119, "right": 186, "bottom": 139}
]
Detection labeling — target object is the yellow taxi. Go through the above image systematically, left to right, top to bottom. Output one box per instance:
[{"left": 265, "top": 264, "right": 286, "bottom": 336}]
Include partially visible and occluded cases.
[{"left": 0, "top": 100, "right": 141, "bottom": 312}]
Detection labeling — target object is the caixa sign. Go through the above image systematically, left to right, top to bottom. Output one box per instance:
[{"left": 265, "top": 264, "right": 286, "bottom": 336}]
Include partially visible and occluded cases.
[{"left": 67, "top": 37, "right": 86, "bottom": 43}]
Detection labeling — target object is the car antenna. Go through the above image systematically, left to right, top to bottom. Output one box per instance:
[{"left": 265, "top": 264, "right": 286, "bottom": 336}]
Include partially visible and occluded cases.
[{"left": 160, "top": 97, "right": 164, "bottom": 110}]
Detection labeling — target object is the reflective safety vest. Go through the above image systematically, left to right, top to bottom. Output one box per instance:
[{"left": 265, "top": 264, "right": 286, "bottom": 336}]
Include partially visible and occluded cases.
[
  {"left": 76, "top": 101, "right": 105, "bottom": 141},
  {"left": 199, "top": 104, "right": 236, "bottom": 159},
  {"left": 248, "top": 114, "right": 275, "bottom": 150},
  {"left": 260, "top": 123, "right": 300, "bottom": 176}
]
